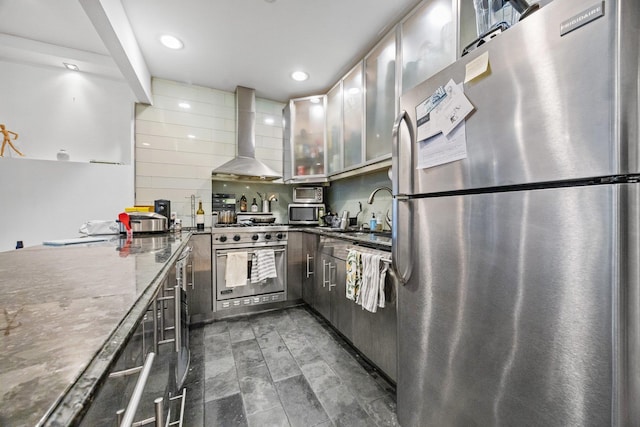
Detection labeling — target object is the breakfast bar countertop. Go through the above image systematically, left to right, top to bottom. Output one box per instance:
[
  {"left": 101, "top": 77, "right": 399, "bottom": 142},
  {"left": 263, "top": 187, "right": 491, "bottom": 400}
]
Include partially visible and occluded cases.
[{"left": 0, "top": 233, "right": 191, "bottom": 427}]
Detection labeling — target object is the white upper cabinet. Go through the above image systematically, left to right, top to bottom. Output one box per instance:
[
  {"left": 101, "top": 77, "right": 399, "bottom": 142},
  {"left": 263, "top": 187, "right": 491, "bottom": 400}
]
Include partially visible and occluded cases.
[
  {"left": 284, "top": 0, "right": 460, "bottom": 180},
  {"left": 401, "top": 0, "right": 457, "bottom": 94},
  {"left": 365, "top": 31, "right": 397, "bottom": 162},
  {"left": 342, "top": 62, "right": 364, "bottom": 170},
  {"left": 326, "top": 82, "right": 343, "bottom": 175},
  {"left": 283, "top": 96, "right": 327, "bottom": 182}
]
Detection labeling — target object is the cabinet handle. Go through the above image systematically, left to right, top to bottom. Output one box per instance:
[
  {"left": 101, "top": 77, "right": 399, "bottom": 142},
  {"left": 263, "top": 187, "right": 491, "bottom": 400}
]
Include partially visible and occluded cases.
[
  {"left": 217, "top": 248, "right": 286, "bottom": 257},
  {"left": 306, "top": 254, "right": 314, "bottom": 278},
  {"left": 322, "top": 260, "right": 329, "bottom": 288},
  {"left": 188, "top": 261, "right": 194, "bottom": 289},
  {"left": 328, "top": 264, "right": 336, "bottom": 291},
  {"left": 174, "top": 285, "right": 181, "bottom": 352},
  {"left": 157, "top": 286, "right": 180, "bottom": 352},
  {"left": 153, "top": 297, "right": 159, "bottom": 353},
  {"left": 119, "top": 352, "right": 155, "bottom": 427},
  {"left": 154, "top": 397, "right": 164, "bottom": 427}
]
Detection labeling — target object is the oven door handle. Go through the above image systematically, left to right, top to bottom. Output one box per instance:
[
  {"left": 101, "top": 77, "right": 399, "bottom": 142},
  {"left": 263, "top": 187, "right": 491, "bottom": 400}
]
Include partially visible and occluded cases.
[{"left": 216, "top": 248, "right": 286, "bottom": 257}]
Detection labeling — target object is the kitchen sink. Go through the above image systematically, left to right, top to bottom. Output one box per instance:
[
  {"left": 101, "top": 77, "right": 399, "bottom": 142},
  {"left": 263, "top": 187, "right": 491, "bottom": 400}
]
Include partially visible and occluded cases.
[
  {"left": 324, "top": 227, "right": 391, "bottom": 237},
  {"left": 348, "top": 230, "right": 392, "bottom": 238}
]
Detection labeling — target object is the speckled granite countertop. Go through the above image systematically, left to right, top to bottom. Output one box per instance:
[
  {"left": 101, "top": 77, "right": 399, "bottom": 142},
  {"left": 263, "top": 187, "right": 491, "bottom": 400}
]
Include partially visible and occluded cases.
[
  {"left": 298, "top": 227, "right": 392, "bottom": 250},
  {"left": 0, "top": 233, "right": 192, "bottom": 427}
]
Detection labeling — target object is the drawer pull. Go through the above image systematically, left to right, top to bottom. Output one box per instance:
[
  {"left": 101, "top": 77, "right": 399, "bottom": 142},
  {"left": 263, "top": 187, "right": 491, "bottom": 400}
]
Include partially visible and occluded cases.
[{"left": 119, "top": 352, "right": 155, "bottom": 427}]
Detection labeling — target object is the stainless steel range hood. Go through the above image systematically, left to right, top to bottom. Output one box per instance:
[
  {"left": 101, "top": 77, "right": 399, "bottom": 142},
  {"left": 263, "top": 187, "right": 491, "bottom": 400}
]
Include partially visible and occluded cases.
[{"left": 211, "top": 86, "right": 282, "bottom": 181}]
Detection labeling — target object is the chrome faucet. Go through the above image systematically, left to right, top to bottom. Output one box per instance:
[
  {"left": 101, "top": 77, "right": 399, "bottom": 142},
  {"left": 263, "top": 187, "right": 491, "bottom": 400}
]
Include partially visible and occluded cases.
[
  {"left": 367, "top": 186, "right": 392, "bottom": 204},
  {"left": 367, "top": 187, "right": 392, "bottom": 230}
]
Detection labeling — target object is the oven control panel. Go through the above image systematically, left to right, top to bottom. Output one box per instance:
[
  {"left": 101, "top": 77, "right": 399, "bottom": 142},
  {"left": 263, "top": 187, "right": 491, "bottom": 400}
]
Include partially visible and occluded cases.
[{"left": 212, "top": 230, "right": 288, "bottom": 245}]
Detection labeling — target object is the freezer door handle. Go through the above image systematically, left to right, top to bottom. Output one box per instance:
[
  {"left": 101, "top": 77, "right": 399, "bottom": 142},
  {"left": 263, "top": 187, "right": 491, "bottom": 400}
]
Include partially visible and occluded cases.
[{"left": 391, "top": 110, "right": 414, "bottom": 284}]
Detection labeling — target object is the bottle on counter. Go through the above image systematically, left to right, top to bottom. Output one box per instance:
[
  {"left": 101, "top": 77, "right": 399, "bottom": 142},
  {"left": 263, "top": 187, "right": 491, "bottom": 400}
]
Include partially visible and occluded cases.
[
  {"left": 240, "top": 194, "right": 247, "bottom": 212},
  {"left": 251, "top": 198, "right": 259, "bottom": 212},
  {"left": 196, "top": 201, "right": 205, "bottom": 230},
  {"left": 318, "top": 206, "right": 325, "bottom": 226},
  {"left": 376, "top": 211, "right": 384, "bottom": 231},
  {"left": 369, "top": 213, "right": 377, "bottom": 231}
]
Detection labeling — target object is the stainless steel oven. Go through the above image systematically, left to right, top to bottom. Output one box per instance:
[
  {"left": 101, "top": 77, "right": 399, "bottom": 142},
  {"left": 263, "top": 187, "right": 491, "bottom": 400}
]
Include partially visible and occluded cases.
[{"left": 212, "top": 224, "right": 288, "bottom": 311}]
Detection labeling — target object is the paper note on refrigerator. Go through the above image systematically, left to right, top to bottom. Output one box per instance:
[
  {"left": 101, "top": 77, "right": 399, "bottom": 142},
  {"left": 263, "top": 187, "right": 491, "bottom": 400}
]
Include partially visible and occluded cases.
[
  {"left": 464, "top": 51, "right": 490, "bottom": 83},
  {"left": 416, "top": 80, "right": 474, "bottom": 142},
  {"left": 433, "top": 80, "right": 475, "bottom": 136},
  {"left": 416, "top": 86, "right": 447, "bottom": 142},
  {"left": 417, "top": 120, "right": 467, "bottom": 170}
]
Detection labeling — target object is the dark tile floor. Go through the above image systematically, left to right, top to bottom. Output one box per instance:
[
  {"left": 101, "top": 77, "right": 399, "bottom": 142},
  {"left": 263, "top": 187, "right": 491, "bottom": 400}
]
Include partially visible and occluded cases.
[{"left": 182, "top": 305, "right": 399, "bottom": 427}]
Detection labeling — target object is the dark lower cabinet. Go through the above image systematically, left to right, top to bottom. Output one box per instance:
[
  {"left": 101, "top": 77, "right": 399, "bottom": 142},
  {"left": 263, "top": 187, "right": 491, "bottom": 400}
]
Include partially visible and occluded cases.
[
  {"left": 286, "top": 231, "right": 304, "bottom": 302},
  {"left": 186, "top": 233, "right": 213, "bottom": 324},
  {"left": 301, "top": 233, "right": 319, "bottom": 307},
  {"left": 312, "top": 235, "right": 397, "bottom": 382},
  {"left": 328, "top": 253, "right": 352, "bottom": 341},
  {"left": 81, "top": 254, "right": 191, "bottom": 426},
  {"left": 351, "top": 275, "right": 397, "bottom": 382}
]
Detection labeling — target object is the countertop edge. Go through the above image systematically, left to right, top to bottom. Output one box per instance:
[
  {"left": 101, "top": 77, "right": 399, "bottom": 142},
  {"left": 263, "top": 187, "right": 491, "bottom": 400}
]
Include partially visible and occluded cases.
[
  {"left": 297, "top": 227, "right": 392, "bottom": 251},
  {"left": 39, "top": 233, "right": 193, "bottom": 427}
]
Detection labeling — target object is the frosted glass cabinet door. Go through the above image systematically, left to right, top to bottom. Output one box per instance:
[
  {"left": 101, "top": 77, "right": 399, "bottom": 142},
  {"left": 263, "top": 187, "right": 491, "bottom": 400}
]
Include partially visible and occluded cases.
[
  {"left": 401, "top": 0, "right": 456, "bottom": 94},
  {"left": 365, "top": 31, "right": 397, "bottom": 161},
  {"left": 342, "top": 62, "right": 364, "bottom": 170},
  {"left": 326, "top": 83, "right": 343, "bottom": 175},
  {"left": 291, "top": 97, "right": 326, "bottom": 177}
]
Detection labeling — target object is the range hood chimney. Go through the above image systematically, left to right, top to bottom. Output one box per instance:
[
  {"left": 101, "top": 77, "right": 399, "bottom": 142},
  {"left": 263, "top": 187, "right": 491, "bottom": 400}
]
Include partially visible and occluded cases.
[{"left": 211, "top": 86, "right": 282, "bottom": 181}]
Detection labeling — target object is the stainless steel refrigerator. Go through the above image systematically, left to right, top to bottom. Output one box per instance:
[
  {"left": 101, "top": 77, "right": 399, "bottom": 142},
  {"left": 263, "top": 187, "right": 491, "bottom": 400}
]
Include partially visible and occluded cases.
[{"left": 390, "top": 0, "right": 640, "bottom": 425}]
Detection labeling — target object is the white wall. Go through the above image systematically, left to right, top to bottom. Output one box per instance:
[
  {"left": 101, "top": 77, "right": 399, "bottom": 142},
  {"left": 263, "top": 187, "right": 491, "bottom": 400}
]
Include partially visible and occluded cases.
[
  {"left": 0, "top": 60, "right": 133, "bottom": 164},
  {"left": 0, "top": 61, "right": 135, "bottom": 252},
  {"left": 135, "top": 79, "right": 284, "bottom": 227}
]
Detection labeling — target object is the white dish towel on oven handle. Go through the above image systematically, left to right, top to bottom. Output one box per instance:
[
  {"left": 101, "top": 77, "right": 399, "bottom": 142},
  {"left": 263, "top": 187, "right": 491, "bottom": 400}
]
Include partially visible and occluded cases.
[
  {"left": 250, "top": 249, "right": 277, "bottom": 283},
  {"left": 225, "top": 251, "right": 248, "bottom": 287}
]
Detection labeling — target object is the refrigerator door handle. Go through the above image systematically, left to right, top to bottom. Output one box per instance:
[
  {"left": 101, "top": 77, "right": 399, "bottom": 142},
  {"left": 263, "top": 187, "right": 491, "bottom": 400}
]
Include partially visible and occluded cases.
[
  {"left": 391, "top": 110, "right": 414, "bottom": 284},
  {"left": 392, "top": 110, "right": 414, "bottom": 196}
]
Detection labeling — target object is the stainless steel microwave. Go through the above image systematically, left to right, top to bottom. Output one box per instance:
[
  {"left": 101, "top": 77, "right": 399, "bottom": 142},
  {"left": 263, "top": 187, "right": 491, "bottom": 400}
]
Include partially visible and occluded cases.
[
  {"left": 293, "top": 186, "right": 323, "bottom": 203},
  {"left": 288, "top": 203, "right": 324, "bottom": 225}
]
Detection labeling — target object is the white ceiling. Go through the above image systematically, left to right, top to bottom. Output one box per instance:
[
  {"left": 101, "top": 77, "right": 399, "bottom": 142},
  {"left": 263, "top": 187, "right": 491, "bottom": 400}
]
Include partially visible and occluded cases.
[{"left": 0, "top": 0, "right": 422, "bottom": 102}]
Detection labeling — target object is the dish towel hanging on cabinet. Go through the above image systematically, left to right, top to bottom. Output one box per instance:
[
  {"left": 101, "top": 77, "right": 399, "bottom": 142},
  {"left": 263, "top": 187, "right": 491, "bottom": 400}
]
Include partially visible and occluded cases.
[
  {"left": 250, "top": 249, "right": 277, "bottom": 283},
  {"left": 346, "top": 249, "right": 362, "bottom": 300},
  {"left": 225, "top": 252, "right": 248, "bottom": 287},
  {"left": 357, "top": 253, "right": 388, "bottom": 313}
]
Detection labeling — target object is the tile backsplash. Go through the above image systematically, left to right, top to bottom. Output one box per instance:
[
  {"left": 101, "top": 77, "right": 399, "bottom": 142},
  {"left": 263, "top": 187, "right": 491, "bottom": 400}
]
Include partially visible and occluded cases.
[
  {"left": 326, "top": 169, "right": 392, "bottom": 229},
  {"left": 211, "top": 181, "right": 294, "bottom": 224}
]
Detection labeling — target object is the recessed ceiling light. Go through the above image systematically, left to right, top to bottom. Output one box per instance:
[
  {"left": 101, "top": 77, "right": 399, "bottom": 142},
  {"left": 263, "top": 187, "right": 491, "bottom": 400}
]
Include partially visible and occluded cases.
[
  {"left": 160, "top": 34, "right": 184, "bottom": 50},
  {"left": 63, "top": 62, "right": 79, "bottom": 71},
  {"left": 291, "top": 71, "right": 309, "bottom": 82},
  {"left": 309, "top": 97, "right": 320, "bottom": 104},
  {"left": 178, "top": 102, "right": 191, "bottom": 109},
  {"left": 264, "top": 117, "right": 275, "bottom": 125},
  {"left": 187, "top": 134, "right": 196, "bottom": 139},
  {"left": 142, "top": 142, "right": 151, "bottom": 146}
]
